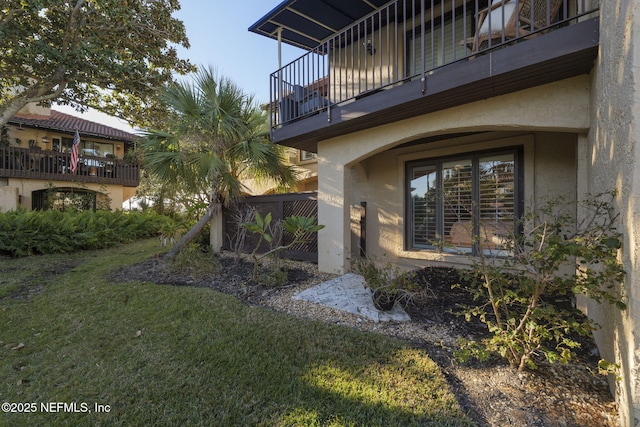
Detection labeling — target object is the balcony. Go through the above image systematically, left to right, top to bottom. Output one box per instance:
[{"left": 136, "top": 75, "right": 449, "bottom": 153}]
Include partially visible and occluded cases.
[
  {"left": 264, "top": 0, "right": 600, "bottom": 152},
  {"left": 0, "top": 146, "right": 140, "bottom": 187}
]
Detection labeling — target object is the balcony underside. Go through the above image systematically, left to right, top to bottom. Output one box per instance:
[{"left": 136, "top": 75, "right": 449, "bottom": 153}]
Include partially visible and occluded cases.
[{"left": 272, "top": 18, "right": 599, "bottom": 153}]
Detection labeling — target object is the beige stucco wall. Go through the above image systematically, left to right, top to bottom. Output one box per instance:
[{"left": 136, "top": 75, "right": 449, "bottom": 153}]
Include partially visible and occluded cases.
[
  {"left": 576, "top": 1, "right": 640, "bottom": 425},
  {"left": 318, "top": 75, "right": 591, "bottom": 274},
  {"left": 342, "top": 132, "right": 577, "bottom": 270},
  {"left": 240, "top": 150, "right": 318, "bottom": 195},
  {"left": 293, "top": 159, "right": 318, "bottom": 192},
  {"left": 1, "top": 178, "right": 132, "bottom": 212},
  {"left": 0, "top": 185, "right": 19, "bottom": 212}
]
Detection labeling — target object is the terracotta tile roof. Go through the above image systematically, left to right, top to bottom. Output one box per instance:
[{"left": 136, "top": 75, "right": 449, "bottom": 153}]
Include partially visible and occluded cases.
[{"left": 9, "top": 110, "right": 137, "bottom": 142}]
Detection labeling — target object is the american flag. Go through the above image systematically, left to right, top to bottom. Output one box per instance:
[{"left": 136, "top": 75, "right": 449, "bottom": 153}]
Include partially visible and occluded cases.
[{"left": 70, "top": 130, "right": 80, "bottom": 174}]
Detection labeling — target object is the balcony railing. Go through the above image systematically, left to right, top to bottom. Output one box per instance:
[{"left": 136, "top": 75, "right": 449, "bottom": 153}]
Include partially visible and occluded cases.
[
  {"left": 270, "top": 0, "right": 599, "bottom": 129},
  {"left": 0, "top": 146, "right": 140, "bottom": 187}
]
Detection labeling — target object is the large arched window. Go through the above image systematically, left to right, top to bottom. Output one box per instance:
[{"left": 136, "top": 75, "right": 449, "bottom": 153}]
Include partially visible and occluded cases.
[{"left": 32, "top": 188, "right": 97, "bottom": 212}]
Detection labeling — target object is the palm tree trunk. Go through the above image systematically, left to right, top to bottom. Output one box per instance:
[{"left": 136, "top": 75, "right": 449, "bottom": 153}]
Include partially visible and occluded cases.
[
  {"left": 163, "top": 202, "right": 219, "bottom": 261},
  {"left": 209, "top": 202, "right": 224, "bottom": 253}
]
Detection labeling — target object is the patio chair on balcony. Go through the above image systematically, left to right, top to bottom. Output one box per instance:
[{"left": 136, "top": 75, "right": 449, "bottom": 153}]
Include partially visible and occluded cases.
[
  {"left": 464, "top": 0, "right": 564, "bottom": 52},
  {"left": 278, "top": 83, "right": 328, "bottom": 124},
  {"left": 278, "top": 84, "right": 304, "bottom": 124}
]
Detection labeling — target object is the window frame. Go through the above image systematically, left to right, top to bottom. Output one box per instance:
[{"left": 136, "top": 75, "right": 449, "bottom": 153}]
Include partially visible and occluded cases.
[
  {"left": 405, "top": 146, "right": 523, "bottom": 255},
  {"left": 300, "top": 150, "right": 317, "bottom": 162}
]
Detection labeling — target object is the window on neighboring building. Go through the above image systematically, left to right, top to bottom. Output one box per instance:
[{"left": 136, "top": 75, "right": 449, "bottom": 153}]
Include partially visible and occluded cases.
[
  {"left": 60, "top": 137, "right": 114, "bottom": 157},
  {"left": 61, "top": 137, "right": 74, "bottom": 153},
  {"left": 82, "top": 141, "right": 114, "bottom": 157},
  {"left": 406, "top": 148, "right": 521, "bottom": 254},
  {"left": 300, "top": 150, "right": 317, "bottom": 162},
  {"left": 32, "top": 188, "right": 96, "bottom": 212}
]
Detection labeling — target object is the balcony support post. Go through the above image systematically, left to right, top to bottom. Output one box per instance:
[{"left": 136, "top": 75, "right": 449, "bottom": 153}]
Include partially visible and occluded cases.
[
  {"left": 421, "top": 0, "right": 426, "bottom": 94},
  {"left": 277, "top": 26, "right": 282, "bottom": 69},
  {"left": 326, "top": 40, "right": 332, "bottom": 123}
]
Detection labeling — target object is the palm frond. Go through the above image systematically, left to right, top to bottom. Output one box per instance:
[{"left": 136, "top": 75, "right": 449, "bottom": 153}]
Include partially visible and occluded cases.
[{"left": 139, "top": 65, "right": 299, "bottom": 204}]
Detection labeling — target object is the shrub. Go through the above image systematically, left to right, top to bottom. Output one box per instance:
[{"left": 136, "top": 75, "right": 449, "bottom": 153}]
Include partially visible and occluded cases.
[
  {"left": 456, "top": 191, "right": 626, "bottom": 372},
  {"left": 226, "top": 206, "right": 256, "bottom": 263},
  {"left": 0, "top": 209, "right": 176, "bottom": 257},
  {"left": 241, "top": 212, "right": 324, "bottom": 280},
  {"left": 351, "top": 256, "right": 428, "bottom": 309}
]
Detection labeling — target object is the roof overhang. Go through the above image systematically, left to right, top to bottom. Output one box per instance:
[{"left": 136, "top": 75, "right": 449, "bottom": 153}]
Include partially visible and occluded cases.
[
  {"left": 249, "top": 0, "right": 390, "bottom": 51},
  {"left": 9, "top": 111, "right": 137, "bottom": 143}
]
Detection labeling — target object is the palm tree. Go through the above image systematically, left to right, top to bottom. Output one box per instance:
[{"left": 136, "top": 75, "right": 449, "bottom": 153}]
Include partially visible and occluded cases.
[{"left": 140, "top": 66, "right": 297, "bottom": 259}]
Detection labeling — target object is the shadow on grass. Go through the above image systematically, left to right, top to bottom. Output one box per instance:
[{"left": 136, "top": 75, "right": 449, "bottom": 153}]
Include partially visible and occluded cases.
[
  {"left": 0, "top": 240, "right": 473, "bottom": 426},
  {"left": 121, "top": 300, "right": 473, "bottom": 426}
]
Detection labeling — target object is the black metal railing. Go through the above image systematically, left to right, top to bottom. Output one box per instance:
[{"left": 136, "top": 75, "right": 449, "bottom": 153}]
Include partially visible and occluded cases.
[
  {"left": 270, "top": 0, "right": 599, "bottom": 128},
  {"left": 0, "top": 146, "right": 140, "bottom": 186}
]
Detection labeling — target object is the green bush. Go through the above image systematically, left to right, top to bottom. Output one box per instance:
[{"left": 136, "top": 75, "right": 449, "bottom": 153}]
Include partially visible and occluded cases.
[
  {"left": 456, "top": 191, "right": 626, "bottom": 372},
  {"left": 0, "top": 209, "right": 176, "bottom": 257},
  {"left": 242, "top": 212, "right": 324, "bottom": 280},
  {"left": 351, "top": 256, "right": 427, "bottom": 308}
]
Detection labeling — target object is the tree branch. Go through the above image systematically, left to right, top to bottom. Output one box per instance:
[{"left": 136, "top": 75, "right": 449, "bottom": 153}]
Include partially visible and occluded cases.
[
  {"left": 62, "top": 0, "right": 86, "bottom": 53},
  {"left": 0, "top": 7, "right": 20, "bottom": 28}
]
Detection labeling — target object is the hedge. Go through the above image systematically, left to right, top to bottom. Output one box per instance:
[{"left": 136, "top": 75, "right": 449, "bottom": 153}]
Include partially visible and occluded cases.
[{"left": 0, "top": 210, "right": 175, "bottom": 257}]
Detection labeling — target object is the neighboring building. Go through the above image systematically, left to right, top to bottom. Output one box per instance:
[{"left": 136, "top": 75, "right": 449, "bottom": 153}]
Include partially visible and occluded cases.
[
  {"left": 250, "top": 0, "right": 640, "bottom": 424},
  {"left": 0, "top": 104, "right": 140, "bottom": 211},
  {"left": 240, "top": 147, "right": 318, "bottom": 195},
  {"left": 293, "top": 149, "right": 318, "bottom": 192}
]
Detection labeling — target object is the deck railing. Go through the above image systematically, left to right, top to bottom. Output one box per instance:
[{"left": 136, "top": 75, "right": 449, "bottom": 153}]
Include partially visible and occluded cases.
[
  {"left": 270, "top": 0, "right": 599, "bottom": 128},
  {"left": 0, "top": 146, "right": 140, "bottom": 186}
]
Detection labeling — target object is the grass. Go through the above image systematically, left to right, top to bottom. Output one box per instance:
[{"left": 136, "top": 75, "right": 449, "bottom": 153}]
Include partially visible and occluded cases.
[{"left": 0, "top": 239, "right": 474, "bottom": 426}]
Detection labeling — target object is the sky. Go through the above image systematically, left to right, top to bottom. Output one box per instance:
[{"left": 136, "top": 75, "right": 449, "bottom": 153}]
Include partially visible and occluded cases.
[{"left": 56, "top": 0, "right": 304, "bottom": 132}]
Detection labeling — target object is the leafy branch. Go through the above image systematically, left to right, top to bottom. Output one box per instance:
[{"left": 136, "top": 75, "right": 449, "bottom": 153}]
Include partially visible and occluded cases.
[
  {"left": 457, "top": 191, "right": 626, "bottom": 372},
  {"left": 242, "top": 212, "right": 324, "bottom": 280}
]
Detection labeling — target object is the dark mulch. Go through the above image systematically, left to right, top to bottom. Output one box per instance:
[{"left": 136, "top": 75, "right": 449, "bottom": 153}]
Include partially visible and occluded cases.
[
  {"left": 109, "top": 253, "right": 316, "bottom": 305},
  {"left": 112, "top": 254, "right": 601, "bottom": 367},
  {"left": 4, "top": 259, "right": 82, "bottom": 301},
  {"left": 402, "top": 265, "right": 602, "bottom": 367},
  {"left": 402, "top": 266, "right": 489, "bottom": 337}
]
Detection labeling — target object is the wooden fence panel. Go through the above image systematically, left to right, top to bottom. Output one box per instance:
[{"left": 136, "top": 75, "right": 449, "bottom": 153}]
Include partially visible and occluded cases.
[{"left": 222, "top": 192, "right": 319, "bottom": 262}]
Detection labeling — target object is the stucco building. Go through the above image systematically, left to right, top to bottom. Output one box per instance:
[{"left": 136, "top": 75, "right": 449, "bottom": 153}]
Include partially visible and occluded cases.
[
  {"left": 250, "top": 0, "right": 640, "bottom": 424},
  {"left": 0, "top": 104, "right": 140, "bottom": 211},
  {"left": 241, "top": 147, "right": 318, "bottom": 196}
]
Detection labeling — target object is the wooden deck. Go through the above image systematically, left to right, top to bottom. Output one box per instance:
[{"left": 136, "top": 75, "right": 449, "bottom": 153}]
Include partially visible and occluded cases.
[{"left": 0, "top": 146, "right": 140, "bottom": 187}]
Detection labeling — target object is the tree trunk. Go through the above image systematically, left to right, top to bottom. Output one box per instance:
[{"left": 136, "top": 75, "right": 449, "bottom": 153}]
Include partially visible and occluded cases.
[
  {"left": 0, "top": 69, "right": 68, "bottom": 128},
  {"left": 0, "top": 98, "right": 29, "bottom": 128},
  {"left": 163, "top": 202, "right": 219, "bottom": 261},
  {"left": 209, "top": 202, "right": 224, "bottom": 253}
]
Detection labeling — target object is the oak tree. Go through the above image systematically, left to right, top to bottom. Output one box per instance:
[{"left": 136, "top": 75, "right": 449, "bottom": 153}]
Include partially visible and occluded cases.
[{"left": 0, "top": 0, "right": 194, "bottom": 127}]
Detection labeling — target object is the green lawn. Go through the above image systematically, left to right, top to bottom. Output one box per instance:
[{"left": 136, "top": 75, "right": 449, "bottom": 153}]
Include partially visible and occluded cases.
[{"left": 0, "top": 239, "right": 473, "bottom": 426}]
